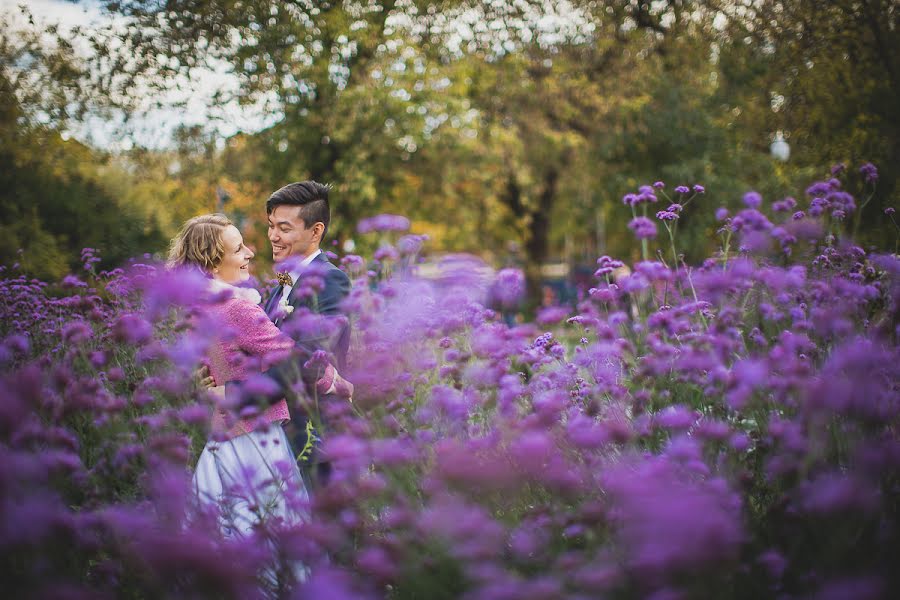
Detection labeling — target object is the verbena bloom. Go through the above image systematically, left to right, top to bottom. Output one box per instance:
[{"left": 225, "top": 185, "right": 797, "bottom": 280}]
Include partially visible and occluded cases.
[
  {"left": 859, "top": 162, "right": 878, "bottom": 183},
  {"left": 653, "top": 181, "right": 665, "bottom": 189},
  {"left": 806, "top": 181, "right": 832, "bottom": 197},
  {"left": 693, "top": 184, "right": 705, "bottom": 193},
  {"left": 637, "top": 185, "right": 658, "bottom": 203},
  {"left": 674, "top": 185, "right": 690, "bottom": 194},
  {"left": 743, "top": 191, "right": 763, "bottom": 208},
  {"left": 715, "top": 207, "right": 729, "bottom": 221},
  {"left": 886, "top": 207, "right": 896, "bottom": 215},
  {"left": 655, "top": 210, "right": 678, "bottom": 221},
  {"left": 357, "top": 213, "right": 411, "bottom": 233},
  {"left": 628, "top": 217, "right": 658, "bottom": 239},
  {"left": 397, "top": 234, "right": 428, "bottom": 255},
  {"left": 373, "top": 245, "right": 399, "bottom": 262},
  {"left": 339, "top": 254, "right": 365, "bottom": 275},
  {"left": 597, "top": 255, "right": 624, "bottom": 269},
  {"left": 490, "top": 268, "right": 525, "bottom": 310},
  {"left": 112, "top": 313, "right": 153, "bottom": 344},
  {"left": 603, "top": 457, "right": 743, "bottom": 578}
]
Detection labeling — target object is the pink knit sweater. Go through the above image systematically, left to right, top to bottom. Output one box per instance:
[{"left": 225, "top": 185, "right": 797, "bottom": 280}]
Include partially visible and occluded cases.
[{"left": 205, "top": 296, "right": 293, "bottom": 438}]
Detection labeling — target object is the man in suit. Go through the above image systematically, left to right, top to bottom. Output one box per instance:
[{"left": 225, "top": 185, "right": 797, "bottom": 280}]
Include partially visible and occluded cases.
[{"left": 261, "top": 181, "right": 351, "bottom": 485}]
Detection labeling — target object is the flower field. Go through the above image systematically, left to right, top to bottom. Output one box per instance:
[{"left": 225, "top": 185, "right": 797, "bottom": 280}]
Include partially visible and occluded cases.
[{"left": 2, "top": 167, "right": 899, "bottom": 599}]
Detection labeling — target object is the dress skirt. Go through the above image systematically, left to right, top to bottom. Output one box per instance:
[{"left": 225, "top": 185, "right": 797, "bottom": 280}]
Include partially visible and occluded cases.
[{"left": 193, "top": 422, "right": 309, "bottom": 539}]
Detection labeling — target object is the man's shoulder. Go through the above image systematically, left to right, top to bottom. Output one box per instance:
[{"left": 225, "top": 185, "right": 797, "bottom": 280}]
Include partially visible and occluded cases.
[
  {"left": 313, "top": 251, "right": 340, "bottom": 269},
  {"left": 315, "top": 253, "right": 350, "bottom": 279}
]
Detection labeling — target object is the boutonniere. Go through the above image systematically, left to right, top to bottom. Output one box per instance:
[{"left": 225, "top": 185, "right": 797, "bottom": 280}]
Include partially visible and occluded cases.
[{"left": 278, "top": 297, "right": 294, "bottom": 316}]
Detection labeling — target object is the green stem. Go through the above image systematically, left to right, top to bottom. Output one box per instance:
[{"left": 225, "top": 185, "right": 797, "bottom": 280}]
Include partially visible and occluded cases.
[
  {"left": 852, "top": 188, "right": 876, "bottom": 241},
  {"left": 666, "top": 223, "right": 678, "bottom": 268},
  {"left": 722, "top": 230, "right": 732, "bottom": 271}
]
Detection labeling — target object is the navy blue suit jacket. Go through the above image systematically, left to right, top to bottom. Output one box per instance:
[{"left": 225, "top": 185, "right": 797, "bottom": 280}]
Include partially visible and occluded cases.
[{"left": 263, "top": 251, "right": 351, "bottom": 371}]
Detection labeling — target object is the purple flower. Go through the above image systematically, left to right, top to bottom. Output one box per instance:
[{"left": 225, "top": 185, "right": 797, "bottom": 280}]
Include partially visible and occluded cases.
[
  {"left": 830, "top": 162, "right": 846, "bottom": 175},
  {"left": 859, "top": 162, "right": 878, "bottom": 183},
  {"left": 653, "top": 181, "right": 665, "bottom": 189},
  {"left": 806, "top": 181, "right": 832, "bottom": 197},
  {"left": 693, "top": 184, "right": 705, "bottom": 193},
  {"left": 637, "top": 185, "right": 658, "bottom": 203},
  {"left": 674, "top": 185, "right": 690, "bottom": 194},
  {"left": 742, "top": 191, "right": 763, "bottom": 209},
  {"left": 715, "top": 207, "right": 729, "bottom": 221},
  {"left": 885, "top": 207, "right": 895, "bottom": 215},
  {"left": 655, "top": 210, "right": 679, "bottom": 221},
  {"left": 357, "top": 213, "right": 411, "bottom": 233},
  {"left": 628, "top": 217, "right": 658, "bottom": 240},
  {"left": 397, "top": 234, "right": 427, "bottom": 255},
  {"left": 373, "top": 245, "right": 399, "bottom": 262},
  {"left": 340, "top": 253, "right": 365, "bottom": 274},
  {"left": 597, "top": 255, "right": 624, "bottom": 269},
  {"left": 489, "top": 268, "right": 525, "bottom": 310},
  {"left": 61, "top": 274, "right": 87, "bottom": 289},
  {"left": 536, "top": 306, "right": 569, "bottom": 325},
  {"left": 112, "top": 313, "right": 153, "bottom": 345},
  {"left": 61, "top": 321, "right": 92, "bottom": 344},
  {"left": 654, "top": 405, "right": 697, "bottom": 431},
  {"left": 603, "top": 457, "right": 743, "bottom": 578}
]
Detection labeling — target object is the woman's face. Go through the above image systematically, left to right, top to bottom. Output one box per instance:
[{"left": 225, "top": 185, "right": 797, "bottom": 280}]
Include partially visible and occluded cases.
[{"left": 214, "top": 225, "right": 254, "bottom": 284}]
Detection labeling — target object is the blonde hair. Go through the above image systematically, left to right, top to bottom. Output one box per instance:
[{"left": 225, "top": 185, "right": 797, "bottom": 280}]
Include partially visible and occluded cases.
[{"left": 167, "top": 214, "right": 233, "bottom": 272}]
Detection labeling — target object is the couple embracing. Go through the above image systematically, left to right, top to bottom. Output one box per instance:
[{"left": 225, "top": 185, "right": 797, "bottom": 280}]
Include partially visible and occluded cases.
[{"left": 167, "top": 181, "right": 352, "bottom": 546}]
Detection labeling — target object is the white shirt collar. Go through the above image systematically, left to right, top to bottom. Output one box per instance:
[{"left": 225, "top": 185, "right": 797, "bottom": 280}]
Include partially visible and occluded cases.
[
  {"left": 279, "top": 249, "right": 323, "bottom": 305},
  {"left": 288, "top": 249, "right": 322, "bottom": 282}
]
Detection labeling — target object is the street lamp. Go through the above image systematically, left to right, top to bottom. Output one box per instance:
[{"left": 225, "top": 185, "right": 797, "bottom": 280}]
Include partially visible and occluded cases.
[{"left": 770, "top": 131, "right": 790, "bottom": 162}]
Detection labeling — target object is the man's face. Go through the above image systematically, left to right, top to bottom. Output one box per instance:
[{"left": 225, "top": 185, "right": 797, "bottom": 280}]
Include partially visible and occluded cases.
[{"left": 267, "top": 205, "right": 321, "bottom": 264}]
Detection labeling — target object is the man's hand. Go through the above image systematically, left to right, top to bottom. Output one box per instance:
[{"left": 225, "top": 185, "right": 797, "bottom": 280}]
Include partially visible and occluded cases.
[{"left": 193, "top": 364, "right": 215, "bottom": 389}]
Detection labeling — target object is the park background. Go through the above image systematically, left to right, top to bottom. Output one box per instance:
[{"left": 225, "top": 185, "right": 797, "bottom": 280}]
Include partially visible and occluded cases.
[{"left": 3, "top": 0, "right": 898, "bottom": 298}]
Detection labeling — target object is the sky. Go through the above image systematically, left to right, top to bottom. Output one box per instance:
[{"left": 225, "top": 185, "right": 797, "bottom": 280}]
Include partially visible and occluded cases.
[
  {"left": 4, "top": 0, "right": 276, "bottom": 149},
  {"left": 6, "top": 0, "right": 588, "bottom": 150}
]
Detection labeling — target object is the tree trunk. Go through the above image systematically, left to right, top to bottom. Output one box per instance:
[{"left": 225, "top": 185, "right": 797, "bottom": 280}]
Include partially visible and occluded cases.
[{"left": 524, "top": 166, "right": 559, "bottom": 310}]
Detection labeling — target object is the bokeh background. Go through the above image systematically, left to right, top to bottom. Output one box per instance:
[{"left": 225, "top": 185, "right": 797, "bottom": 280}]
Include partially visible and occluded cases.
[{"left": 2, "top": 0, "right": 898, "bottom": 296}]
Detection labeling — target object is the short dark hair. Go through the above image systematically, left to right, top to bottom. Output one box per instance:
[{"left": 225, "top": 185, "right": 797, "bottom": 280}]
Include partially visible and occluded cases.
[{"left": 266, "top": 181, "right": 331, "bottom": 237}]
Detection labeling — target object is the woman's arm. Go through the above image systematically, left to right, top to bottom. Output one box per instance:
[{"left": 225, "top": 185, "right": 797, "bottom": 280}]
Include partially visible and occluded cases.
[{"left": 223, "top": 299, "right": 294, "bottom": 370}]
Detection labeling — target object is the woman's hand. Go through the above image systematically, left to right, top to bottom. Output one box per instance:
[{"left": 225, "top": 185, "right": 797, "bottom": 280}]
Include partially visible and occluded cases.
[{"left": 193, "top": 364, "right": 215, "bottom": 389}]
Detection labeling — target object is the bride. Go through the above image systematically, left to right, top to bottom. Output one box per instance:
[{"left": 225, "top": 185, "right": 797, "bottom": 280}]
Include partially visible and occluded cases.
[{"left": 167, "top": 214, "right": 312, "bottom": 584}]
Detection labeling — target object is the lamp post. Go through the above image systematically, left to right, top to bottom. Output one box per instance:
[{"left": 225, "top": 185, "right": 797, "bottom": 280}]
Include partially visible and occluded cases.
[{"left": 770, "top": 131, "right": 790, "bottom": 162}]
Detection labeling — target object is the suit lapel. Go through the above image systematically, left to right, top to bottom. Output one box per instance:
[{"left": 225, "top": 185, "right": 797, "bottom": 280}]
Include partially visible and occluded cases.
[
  {"left": 287, "top": 252, "right": 329, "bottom": 313},
  {"left": 264, "top": 284, "right": 283, "bottom": 321}
]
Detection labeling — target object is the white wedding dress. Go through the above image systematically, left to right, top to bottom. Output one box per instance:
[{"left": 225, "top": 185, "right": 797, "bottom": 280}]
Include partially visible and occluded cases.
[{"left": 192, "top": 386, "right": 309, "bottom": 585}]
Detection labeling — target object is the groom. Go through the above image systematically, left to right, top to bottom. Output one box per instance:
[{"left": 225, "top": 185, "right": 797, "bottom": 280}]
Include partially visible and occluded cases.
[{"left": 262, "top": 181, "right": 351, "bottom": 483}]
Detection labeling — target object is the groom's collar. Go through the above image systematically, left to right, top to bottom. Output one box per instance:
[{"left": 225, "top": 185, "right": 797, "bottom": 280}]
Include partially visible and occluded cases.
[{"left": 282, "top": 249, "right": 322, "bottom": 282}]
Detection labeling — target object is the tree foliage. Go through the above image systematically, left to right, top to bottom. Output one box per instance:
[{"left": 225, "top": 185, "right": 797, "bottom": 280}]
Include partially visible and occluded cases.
[
  {"left": 2, "top": 1, "right": 897, "bottom": 283},
  {"left": 0, "top": 11, "right": 165, "bottom": 279}
]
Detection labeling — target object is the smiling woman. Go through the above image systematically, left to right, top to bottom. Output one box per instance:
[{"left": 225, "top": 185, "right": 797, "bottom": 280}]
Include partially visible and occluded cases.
[{"left": 214, "top": 225, "right": 255, "bottom": 284}]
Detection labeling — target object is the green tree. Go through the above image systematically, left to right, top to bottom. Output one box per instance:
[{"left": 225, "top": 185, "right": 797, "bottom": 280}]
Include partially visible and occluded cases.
[
  {"left": 711, "top": 0, "right": 899, "bottom": 245},
  {"left": 0, "top": 9, "right": 166, "bottom": 278}
]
